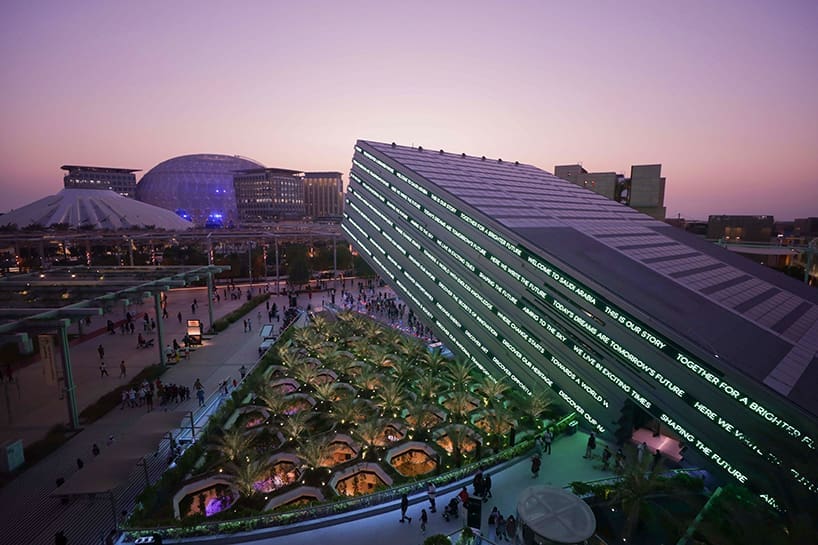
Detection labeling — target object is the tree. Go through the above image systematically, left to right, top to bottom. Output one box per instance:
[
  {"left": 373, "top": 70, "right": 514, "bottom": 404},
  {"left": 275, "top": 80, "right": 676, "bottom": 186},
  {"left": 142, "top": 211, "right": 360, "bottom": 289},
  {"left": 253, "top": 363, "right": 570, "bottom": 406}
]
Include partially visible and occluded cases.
[
  {"left": 285, "top": 243, "right": 311, "bottom": 285},
  {"left": 422, "top": 348, "right": 449, "bottom": 370},
  {"left": 446, "top": 358, "right": 476, "bottom": 391},
  {"left": 415, "top": 373, "right": 443, "bottom": 402},
  {"left": 476, "top": 376, "right": 510, "bottom": 406},
  {"left": 375, "top": 380, "right": 406, "bottom": 417},
  {"left": 256, "top": 385, "right": 288, "bottom": 416},
  {"left": 517, "top": 389, "right": 554, "bottom": 424},
  {"left": 446, "top": 390, "right": 476, "bottom": 422},
  {"left": 329, "top": 398, "right": 369, "bottom": 426},
  {"left": 282, "top": 411, "right": 312, "bottom": 443},
  {"left": 353, "top": 418, "right": 383, "bottom": 456},
  {"left": 210, "top": 428, "right": 255, "bottom": 463},
  {"left": 296, "top": 435, "right": 331, "bottom": 470},
  {"left": 226, "top": 459, "right": 266, "bottom": 497}
]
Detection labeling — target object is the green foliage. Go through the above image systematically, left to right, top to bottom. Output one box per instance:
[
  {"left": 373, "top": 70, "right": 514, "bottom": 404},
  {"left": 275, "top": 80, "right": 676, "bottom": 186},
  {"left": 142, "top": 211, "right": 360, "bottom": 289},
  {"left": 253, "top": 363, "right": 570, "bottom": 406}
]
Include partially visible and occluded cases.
[
  {"left": 285, "top": 244, "right": 311, "bottom": 285},
  {"left": 213, "top": 293, "right": 270, "bottom": 332},
  {"left": 424, "top": 535, "right": 452, "bottom": 545}
]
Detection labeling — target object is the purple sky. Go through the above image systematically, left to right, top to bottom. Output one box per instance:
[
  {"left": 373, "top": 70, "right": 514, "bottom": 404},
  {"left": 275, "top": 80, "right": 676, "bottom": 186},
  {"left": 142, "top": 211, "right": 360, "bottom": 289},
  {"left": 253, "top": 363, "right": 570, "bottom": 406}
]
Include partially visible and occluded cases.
[{"left": 2, "top": 0, "right": 817, "bottom": 220}]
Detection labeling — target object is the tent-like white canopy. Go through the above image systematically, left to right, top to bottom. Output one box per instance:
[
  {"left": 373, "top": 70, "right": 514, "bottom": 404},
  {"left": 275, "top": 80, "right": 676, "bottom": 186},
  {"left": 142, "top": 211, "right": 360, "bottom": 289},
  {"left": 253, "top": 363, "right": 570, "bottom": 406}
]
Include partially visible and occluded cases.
[{"left": 0, "top": 188, "right": 192, "bottom": 230}]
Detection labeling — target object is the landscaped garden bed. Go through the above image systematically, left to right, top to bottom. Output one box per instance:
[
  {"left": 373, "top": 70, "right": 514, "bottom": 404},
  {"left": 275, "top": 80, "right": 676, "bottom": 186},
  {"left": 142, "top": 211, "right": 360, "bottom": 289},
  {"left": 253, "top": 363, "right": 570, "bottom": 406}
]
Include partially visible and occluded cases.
[{"left": 128, "top": 309, "right": 563, "bottom": 537}]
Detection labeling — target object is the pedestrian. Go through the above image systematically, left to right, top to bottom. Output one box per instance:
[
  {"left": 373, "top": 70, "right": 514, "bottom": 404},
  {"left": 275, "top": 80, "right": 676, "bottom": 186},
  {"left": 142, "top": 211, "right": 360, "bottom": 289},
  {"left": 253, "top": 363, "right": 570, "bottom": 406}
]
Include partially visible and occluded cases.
[
  {"left": 191, "top": 302, "right": 196, "bottom": 314},
  {"left": 177, "top": 311, "right": 182, "bottom": 324},
  {"left": 247, "top": 318, "right": 252, "bottom": 331},
  {"left": 243, "top": 319, "right": 247, "bottom": 332},
  {"left": 97, "top": 344, "right": 105, "bottom": 360},
  {"left": 119, "top": 360, "right": 126, "bottom": 378},
  {"left": 99, "top": 361, "right": 109, "bottom": 378},
  {"left": 239, "top": 365, "right": 247, "bottom": 380},
  {"left": 128, "top": 388, "right": 137, "bottom": 408},
  {"left": 146, "top": 388, "right": 154, "bottom": 412},
  {"left": 197, "top": 388, "right": 205, "bottom": 407},
  {"left": 120, "top": 390, "right": 128, "bottom": 410},
  {"left": 543, "top": 428, "right": 553, "bottom": 455},
  {"left": 584, "top": 431, "right": 596, "bottom": 459},
  {"left": 535, "top": 435, "right": 544, "bottom": 456},
  {"left": 637, "top": 441, "right": 647, "bottom": 464},
  {"left": 92, "top": 443, "right": 100, "bottom": 456},
  {"left": 601, "top": 445, "right": 612, "bottom": 470},
  {"left": 651, "top": 448, "right": 662, "bottom": 471},
  {"left": 531, "top": 453, "right": 541, "bottom": 478},
  {"left": 76, "top": 458, "right": 84, "bottom": 470},
  {"left": 473, "top": 469, "right": 484, "bottom": 497},
  {"left": 483, "top": 472, "right": 492, "bottom": 501},
  {"left": 427, "top": 482, "right": 437, "bottom": 512},
  {"left": 399, "top": 493, "right": 412, "bottom": 523},
  {"left": 488, "top": 506, "right": 499, "bottom": 525},
  {"left": 420, "top": 508, "right": 428, "bottom": 533},
  {"left": 495, "top": 513, "right": 506, "bottom": 541},
  {"left": 505, "top": 514, "right": 517, "bottom": 542},
  {"left": 54, "top": 530, "right": 68, "bottom": 545}
]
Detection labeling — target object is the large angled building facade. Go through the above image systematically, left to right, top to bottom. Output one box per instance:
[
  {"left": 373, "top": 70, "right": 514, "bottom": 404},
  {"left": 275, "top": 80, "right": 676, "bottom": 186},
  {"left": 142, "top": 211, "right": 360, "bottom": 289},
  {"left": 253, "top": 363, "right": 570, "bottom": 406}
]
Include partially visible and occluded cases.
[{"left": 342, "top": 140, "right": 818, "bottom": 506}]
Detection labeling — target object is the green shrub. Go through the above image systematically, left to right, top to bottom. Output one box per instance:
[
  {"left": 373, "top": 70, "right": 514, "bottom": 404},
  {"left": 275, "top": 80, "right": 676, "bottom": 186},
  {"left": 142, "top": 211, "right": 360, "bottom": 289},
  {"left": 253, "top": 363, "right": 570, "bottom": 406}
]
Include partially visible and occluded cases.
[
  {"left": 213, "top": 294, "right": 270, "bottom": 332},
  {"left": 424, "top": 535, "right": 452, "bottom": 545}
]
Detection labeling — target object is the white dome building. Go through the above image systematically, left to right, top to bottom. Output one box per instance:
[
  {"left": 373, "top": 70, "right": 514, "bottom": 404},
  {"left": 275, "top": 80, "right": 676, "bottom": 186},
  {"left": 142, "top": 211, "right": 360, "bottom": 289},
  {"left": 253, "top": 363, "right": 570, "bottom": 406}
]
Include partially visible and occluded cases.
[{"left": 0, "top": 188, "right": 193, "bottom": 230}]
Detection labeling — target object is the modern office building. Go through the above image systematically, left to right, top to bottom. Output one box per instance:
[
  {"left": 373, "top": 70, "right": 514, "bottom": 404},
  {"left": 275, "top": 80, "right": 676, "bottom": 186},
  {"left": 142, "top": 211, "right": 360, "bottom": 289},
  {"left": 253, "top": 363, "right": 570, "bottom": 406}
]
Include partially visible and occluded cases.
[
  {"left": 343, "top": 140, "right": 818, "bottom": 508},
  {"left": 136, "top": 154, "right": 264, "bottom": 226},
  {"left": 554, "top": 163, "right": 666, "bottom": 220},
  {"left": 62, "top": 165, "right": 139, "bottom": 198},
  {"left": 233, "top": 168, "right": 306, "bottom": 223},
  {"left": 304, "top": 171, "right": 344, "bottom": 221},
  {"left": 707, "top": 215, "right": 775, "bottom": 242}
]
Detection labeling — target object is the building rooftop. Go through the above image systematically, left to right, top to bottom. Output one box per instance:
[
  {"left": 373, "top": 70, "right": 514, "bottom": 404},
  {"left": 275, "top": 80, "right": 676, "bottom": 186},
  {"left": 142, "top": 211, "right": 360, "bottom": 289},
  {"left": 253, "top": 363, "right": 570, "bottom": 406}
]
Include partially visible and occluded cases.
[
  {"left": 360, "top": 140, "right": 818, "bottom": 419},
  {"left": 61, "top": 165, "right": 141, "bottom": 173}
]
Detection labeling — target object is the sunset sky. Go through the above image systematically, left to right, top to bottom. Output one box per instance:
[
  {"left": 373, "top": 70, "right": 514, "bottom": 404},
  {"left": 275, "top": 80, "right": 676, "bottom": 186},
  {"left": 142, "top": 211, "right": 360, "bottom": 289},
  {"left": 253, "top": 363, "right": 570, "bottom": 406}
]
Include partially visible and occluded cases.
[{"left": 1, "top": 0, "right": 816, "bottom": 220}]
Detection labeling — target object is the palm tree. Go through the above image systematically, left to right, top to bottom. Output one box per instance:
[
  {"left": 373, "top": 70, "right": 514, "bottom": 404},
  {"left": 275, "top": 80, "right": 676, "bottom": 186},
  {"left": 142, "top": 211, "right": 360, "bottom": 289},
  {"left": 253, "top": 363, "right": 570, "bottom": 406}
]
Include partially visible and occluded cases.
[
  {"left": 310, "top": 313, "right": 330, "bottom": 338},
  {"left": 362, "top": 320, "right": 384, "bottom": 342},
  {"left": 398, "top": 336, "right": 426, "bottom": 363},
  {"left": 278, "top": 344, "right": 305, "bottom": 369},
  {"left": 422, "top": 347, "right": 448, "bottom": 370},
  {"left": 388, "top": 358, "right": 418, "bottom": 383},
  {"left": 446, "top": 358, "right": 476, "bottom": 391},
  {"left": 292, "top": 363, "right": 320, "bottom": 387},
  {"left": 352, "top": 365, "right": 383, "bottom": 391},
  {"left": 415, "top": 373, "right": 443, "bottom": 401},
  {"left": 477, "top": 376, "right": 510, "bottom": 405},
  {"left": 375, "top": 380, "right": 406, "bottom": 417},
  {"left": 312, "top": 381, "right": 342, "bottom": 403},
  {"left": 256, "top": 384, "right": 288, "bottom": 416},
  {"left": 517, "top": 389, "right": 554, "bottom": 424},
  {"left": 446, "top": 390, "right": 476, "bottom": 422},
  {"left": 329, "top": 397, "right": 368, "bottom": 426},
  {"left": 405, "top": 400, "right": 438, "bottom": 430},
  {"left": 479, "top": 404, "right": 514, "bottom": 435},
  {"left": 282, "top": 411, "right": 312, "bottom": 443},
  {"left": 353, "top": 418, "right": 383, "bottom": 456},
  {"left": 444, "top": 425, "right": 473, "bottom": 467},
  {"left": 210, "top": 428, "right": 255, "bottom": 463},
  {"left": 296, "top": 435, "right": 331, "bottom": 470},
  {"left": 611, "top": 456, "right": 669, "bottom": 539},
  {"left": 225, "top": 459, "right": 266, "bottom": 497}
]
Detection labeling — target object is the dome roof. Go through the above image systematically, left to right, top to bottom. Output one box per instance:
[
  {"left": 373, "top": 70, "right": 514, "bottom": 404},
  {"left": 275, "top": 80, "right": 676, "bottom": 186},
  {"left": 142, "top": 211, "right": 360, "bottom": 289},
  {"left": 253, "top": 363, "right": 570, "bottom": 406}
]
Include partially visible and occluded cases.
[
  {"left": 136, "top": 154, "right": 264, "bottom": 225},
  {"left": 0, "top": 188, "right": 193, "bottom": 230}
]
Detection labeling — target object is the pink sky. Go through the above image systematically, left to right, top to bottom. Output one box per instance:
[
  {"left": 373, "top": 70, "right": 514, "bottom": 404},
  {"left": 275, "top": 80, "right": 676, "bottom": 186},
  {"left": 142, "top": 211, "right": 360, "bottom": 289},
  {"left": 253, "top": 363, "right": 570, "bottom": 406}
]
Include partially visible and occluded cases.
[{"left": 1, "top": 0, "right": 816, "bottom": 220}]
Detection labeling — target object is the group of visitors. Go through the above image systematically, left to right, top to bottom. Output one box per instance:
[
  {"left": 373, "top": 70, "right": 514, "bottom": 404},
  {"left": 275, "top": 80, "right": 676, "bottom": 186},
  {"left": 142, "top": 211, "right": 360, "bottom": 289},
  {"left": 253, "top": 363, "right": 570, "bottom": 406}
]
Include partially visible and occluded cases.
[{"left": 488, "top": 507, "right": 517, "bottom": 542}]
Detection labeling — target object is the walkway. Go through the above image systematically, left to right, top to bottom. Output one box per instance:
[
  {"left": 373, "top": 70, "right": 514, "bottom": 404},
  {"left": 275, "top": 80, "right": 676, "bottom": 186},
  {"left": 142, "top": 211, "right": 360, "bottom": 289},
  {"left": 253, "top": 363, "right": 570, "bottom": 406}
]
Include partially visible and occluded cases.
[{"left": 0, "top": 282, "right": 319, "bottom": 545}]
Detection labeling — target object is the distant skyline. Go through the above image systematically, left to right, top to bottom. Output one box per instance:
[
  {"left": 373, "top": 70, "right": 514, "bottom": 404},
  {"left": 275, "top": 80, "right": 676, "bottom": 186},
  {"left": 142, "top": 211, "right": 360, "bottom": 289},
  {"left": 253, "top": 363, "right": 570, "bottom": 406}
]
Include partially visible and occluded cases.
[{"left": 1, "top": 0, "right": 817, "bottom": 220}]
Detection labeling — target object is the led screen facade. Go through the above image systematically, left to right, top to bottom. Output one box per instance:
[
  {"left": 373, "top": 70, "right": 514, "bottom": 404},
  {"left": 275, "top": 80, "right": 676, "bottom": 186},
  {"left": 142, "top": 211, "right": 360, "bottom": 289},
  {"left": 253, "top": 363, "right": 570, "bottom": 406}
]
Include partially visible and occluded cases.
[{"left": 342, "top": 140, "right": 818, "bottom": 508}]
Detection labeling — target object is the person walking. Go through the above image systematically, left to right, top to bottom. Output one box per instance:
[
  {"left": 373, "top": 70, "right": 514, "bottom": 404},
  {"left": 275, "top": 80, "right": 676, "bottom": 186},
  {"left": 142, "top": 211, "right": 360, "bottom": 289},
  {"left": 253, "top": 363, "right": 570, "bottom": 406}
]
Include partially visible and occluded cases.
[
  {"left": 177, "top": 311, "right": 182, "bottom": 324},
  {"left": 97, "top": 344, "right": 105, "bottom": 361},
  {"left": 119, "top": 360, "right": 127, "bottom": 378},
  {"left": 99, "top": 361, "right": 109, "bottom": 378},
  {"left": 239, "top": 365, "right": 247, "bottom": 380},
  {"left": 196, "top": 387, "right": 205, "bottom": 407},
  {"left": 543, "top": 428, "right": 553, "bottom": 455},
  {"left": 584, "top": 431, "right": 596, "bottom": 459},
  {"left": 637, "top": 441, "right": 647, "bottom": 464},
  {"left": 92, "top": 443, "right": 100, "bottom": 456},
  {"left": 601, "top": 445, "right": 612, "bottom": 471},
  {"left": 651, "top": 448, "right": 663, "bottom": 471},
  {"left": 531, "top": 453, "right": 541, "bottom": 478},
  {"left": 76, "top": 458, "right": 84, "bottom": 470},
  {"left": 472, "top": 469, "right": 484, "bottom": 498},
  {"left": 482, "top": 472, "right": 492, "bottom": 501},
  {"left": 427, "top": 482, "right": 437, "bottom": 513},
  {"left": 399, "top": 493, "right": 412, "bottom": 523},
  {"left": 420, "top": 508, "right": 428, "bottom": 533},
  {"left": 495, "top": 513, "right": 507, "bottom": 542},
  {"left": 505, "top": 514, "right": 517, "bottom": 542}
]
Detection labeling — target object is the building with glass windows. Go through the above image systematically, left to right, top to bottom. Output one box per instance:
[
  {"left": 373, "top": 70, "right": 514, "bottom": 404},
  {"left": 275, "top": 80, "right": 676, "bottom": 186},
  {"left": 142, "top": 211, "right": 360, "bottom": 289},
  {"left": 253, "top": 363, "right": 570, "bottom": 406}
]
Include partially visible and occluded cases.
[
  {"left": 342, "top": 140, "right": 818, "bottom": 508},
  {"left": 136, "top": 154, "right": 264, "bottom": 226},
  {"left": 62, "top": 165, "right": 139, "bottom": 198},
  {"left": 233, "top": 168, "right": 306, "bottom": 223},
  {"left": 304, "top": 171, "right": 344, "bottom": 221}
]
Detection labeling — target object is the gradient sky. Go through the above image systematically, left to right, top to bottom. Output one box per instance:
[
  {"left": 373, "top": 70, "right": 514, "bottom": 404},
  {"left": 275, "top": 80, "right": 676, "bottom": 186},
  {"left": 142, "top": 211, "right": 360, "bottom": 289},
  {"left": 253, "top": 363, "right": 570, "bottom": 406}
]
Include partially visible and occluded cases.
[{"left": 1, "top": 0, "right": 817, "bottom": 220}]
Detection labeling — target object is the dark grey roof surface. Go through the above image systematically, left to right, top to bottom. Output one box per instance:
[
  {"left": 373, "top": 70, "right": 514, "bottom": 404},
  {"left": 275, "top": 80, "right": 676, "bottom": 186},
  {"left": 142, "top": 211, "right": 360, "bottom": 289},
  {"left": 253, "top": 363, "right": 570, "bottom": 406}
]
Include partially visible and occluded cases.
[{"left": 360, "top": 140, "right": 818, "bottom": 417}]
